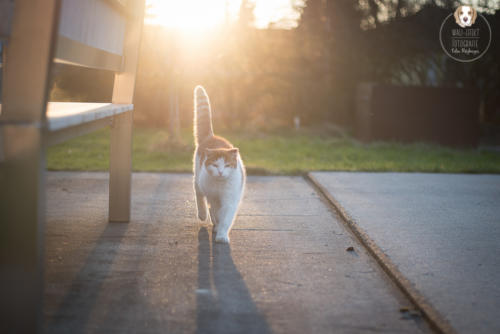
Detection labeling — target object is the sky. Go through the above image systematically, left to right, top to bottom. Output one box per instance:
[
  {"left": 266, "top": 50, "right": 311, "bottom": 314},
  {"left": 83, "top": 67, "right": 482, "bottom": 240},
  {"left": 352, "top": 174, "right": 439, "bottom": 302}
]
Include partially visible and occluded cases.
[{"left": 145, "top": 0, "right": 304, "bottom": 30}]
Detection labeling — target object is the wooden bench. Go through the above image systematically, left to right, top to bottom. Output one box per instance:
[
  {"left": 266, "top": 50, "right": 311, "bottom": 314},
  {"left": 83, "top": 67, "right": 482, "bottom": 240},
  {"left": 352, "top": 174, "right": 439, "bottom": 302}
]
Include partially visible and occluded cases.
[{"left": 0, "top": 0, "right": 145, "bottom": 332}]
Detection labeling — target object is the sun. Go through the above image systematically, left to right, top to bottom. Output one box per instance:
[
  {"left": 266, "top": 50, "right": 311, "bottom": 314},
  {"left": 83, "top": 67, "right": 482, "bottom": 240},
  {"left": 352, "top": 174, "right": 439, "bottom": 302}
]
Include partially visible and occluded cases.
[
  {"left": 145, "top": 0, "right": 304, "bottom": 30},
  {"left": 146, "top": 0, "right": 242, "bottom": 30}
]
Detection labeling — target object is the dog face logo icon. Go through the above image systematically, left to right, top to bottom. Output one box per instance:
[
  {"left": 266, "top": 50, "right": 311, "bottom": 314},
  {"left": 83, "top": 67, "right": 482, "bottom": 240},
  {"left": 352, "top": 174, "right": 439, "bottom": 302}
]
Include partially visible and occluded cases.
[
  {"left": 440, "top": 5, "right": 491, "bottom": 62},
  {"left": 454, "top": 5, "right": 477, "bottom": 28}
]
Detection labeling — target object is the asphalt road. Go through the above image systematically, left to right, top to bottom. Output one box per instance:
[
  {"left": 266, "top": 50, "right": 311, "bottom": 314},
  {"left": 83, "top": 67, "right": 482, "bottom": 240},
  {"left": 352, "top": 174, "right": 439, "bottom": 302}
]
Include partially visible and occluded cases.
[{"left": 43, "top": 172, "right": 430, "bottom": 333}]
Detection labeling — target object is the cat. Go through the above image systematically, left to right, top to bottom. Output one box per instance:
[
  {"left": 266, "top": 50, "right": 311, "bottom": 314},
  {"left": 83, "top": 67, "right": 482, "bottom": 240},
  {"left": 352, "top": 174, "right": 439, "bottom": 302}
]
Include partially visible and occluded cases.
[{"left": 193, "top": 85, "right": 246, "bottom": 244}]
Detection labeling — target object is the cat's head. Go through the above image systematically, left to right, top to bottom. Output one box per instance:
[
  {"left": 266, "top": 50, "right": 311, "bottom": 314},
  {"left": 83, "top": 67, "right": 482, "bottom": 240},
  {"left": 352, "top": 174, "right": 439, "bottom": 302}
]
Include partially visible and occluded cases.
[{"left": 204, "top": 148, "right": 239, "bottom": 178}]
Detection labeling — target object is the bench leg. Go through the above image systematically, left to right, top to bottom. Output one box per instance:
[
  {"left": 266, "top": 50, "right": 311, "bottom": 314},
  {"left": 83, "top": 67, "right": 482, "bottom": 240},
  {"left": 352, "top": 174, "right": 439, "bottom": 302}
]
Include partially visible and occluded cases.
[
  {"left": 109, "top": 111, "right": 133, "bottom": 222},
  {"left": 0, "top": 126, "right": 45, "bottom": 333}
]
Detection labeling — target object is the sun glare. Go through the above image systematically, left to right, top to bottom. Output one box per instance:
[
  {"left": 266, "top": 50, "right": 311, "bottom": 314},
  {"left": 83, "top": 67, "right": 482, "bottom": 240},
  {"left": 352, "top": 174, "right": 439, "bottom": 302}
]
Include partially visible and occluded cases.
[
  {"left": 146, "top": 0, "right": 303, "bottom": 30},
  {"left": 146, "top": 0, "right": 242, "bottom": 30},
  {"left": 253, "top": 0, "right": 303, "bottom": 28}
]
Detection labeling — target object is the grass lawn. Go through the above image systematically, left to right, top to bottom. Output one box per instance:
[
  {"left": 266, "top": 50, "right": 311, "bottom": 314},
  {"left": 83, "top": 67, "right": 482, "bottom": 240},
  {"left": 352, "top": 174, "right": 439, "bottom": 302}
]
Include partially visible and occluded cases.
[{"left": 47, "top": 127, "right": 500, "bottom": 174}]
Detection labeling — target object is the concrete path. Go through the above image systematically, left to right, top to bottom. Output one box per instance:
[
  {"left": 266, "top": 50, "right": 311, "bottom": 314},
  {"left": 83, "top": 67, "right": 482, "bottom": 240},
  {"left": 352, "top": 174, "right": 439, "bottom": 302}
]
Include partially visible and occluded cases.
[
  {"left": 44, "top": 172, "right": 430, "bottom": 334},
  {"left": 309, "top": 172, "right": 500, "bottom": 334}
]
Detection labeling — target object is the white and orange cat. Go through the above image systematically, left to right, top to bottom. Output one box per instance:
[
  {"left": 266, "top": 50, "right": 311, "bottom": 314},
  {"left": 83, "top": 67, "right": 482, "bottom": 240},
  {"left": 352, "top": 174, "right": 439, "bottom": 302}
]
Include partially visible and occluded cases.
[{"left": 193, "top": 86, "right": 246, "bottom": 244}]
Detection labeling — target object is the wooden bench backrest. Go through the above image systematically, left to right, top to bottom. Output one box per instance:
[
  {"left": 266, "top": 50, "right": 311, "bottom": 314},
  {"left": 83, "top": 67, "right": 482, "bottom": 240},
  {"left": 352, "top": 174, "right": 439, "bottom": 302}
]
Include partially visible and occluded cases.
[{"left": 56, "top": 0, "right": 128, "bottom": 71}]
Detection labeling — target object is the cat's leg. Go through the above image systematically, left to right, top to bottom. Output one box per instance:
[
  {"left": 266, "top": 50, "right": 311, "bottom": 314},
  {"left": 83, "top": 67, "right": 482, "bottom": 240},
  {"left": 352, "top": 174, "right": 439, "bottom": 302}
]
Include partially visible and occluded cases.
[
  {"left": 195, "top": 184, "right": 208, "bottom": 221},
  {"left": 208, "top": 198, "right": 220, "bottom": 232},
  {"left": 214, "top": 202, "right": 239, "bottom": 244},
  {"left": 209, "top": 207, "right": 218, "bottom": 232}
]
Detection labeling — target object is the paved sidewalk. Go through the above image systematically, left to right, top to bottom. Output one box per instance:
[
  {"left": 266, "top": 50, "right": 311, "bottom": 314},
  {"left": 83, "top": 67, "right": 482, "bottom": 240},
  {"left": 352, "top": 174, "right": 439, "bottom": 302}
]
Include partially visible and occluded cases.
[
  {"left": 44, "top": 172, "right": 430, "bottom": 333},
  {"left": 309, "top": 172, "right": 500, "bottom": 334}
]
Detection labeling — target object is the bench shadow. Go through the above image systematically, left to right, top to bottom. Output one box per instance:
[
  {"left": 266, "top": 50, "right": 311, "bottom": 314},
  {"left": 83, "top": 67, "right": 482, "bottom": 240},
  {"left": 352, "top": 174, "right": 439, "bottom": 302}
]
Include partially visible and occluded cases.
[
  {"left": 44, "top": 176, "right": 171, "bottom": 333},
  {"left": 45, "top": 222, "right": 129, "bottom": 334},
  {"left": 196, "top": 227, "right": 271, "bottom": 334}
]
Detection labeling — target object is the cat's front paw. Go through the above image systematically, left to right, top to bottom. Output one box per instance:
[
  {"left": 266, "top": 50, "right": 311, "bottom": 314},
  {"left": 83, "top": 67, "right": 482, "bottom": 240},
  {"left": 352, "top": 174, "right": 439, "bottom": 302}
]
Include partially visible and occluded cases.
[
  {"left": 198, "top": 210, "right": 207, "bottom": 221},
  {"left": 215, "top": 234, "right": 230, "bottom": 244}
]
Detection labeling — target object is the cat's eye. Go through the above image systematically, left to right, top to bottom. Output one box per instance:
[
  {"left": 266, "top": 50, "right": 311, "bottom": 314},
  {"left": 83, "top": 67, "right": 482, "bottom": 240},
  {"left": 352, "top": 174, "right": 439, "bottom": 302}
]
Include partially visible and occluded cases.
[{"left": 225, "top": 164, "right": 230, "bottom": 167}]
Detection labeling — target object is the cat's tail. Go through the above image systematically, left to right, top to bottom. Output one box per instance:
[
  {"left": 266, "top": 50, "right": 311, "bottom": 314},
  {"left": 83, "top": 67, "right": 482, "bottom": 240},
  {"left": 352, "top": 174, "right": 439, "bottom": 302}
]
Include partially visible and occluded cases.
[{"left": 194, "top": 85, "right": 214, "bottom": 145}]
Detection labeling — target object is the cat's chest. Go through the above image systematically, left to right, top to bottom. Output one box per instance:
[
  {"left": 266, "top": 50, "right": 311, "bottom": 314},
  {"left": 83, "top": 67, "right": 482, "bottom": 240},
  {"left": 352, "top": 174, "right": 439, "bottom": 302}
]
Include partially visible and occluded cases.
[
  {"left": 199, "top": 170, "right": 240, "bottom": 198},
  {"left": 200, "top": 174, "right": 230, "bottom": 195}
]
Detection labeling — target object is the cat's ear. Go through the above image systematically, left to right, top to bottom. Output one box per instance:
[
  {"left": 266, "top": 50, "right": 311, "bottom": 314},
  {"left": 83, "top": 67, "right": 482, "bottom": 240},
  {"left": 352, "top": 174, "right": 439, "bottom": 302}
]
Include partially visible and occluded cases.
[{"left": 229, "top": 148, "right": 239, "bottom": 155}]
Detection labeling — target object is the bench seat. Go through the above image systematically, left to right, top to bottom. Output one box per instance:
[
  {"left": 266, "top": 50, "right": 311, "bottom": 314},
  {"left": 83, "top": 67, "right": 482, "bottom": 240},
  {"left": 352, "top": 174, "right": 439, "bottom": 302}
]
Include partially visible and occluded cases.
[
  {"left": 1, "top": 102, "right": 132, "bottom": 129},
  {"left": 43, "top": 102, "right": 133, "bottom": 146},
  {"left": 47, "top": 102, "right": 133, "bottom": 131}
]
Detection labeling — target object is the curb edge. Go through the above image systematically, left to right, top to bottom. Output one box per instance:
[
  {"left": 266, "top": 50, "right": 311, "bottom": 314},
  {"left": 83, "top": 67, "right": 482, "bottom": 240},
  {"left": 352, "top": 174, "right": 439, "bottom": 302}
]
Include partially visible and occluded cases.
[{"left": 306, "top": 172, "right": 457, "bottom": 334}]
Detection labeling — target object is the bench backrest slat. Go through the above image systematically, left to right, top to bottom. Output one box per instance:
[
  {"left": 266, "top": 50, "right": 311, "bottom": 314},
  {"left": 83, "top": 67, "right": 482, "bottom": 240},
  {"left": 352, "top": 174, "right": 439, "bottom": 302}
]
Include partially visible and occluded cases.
[
  {"left": 56, "top": 0, "right": 134, "bottom": 71},
  {"left": 55, "top": 35, "right": 123, "bottom": 71}
]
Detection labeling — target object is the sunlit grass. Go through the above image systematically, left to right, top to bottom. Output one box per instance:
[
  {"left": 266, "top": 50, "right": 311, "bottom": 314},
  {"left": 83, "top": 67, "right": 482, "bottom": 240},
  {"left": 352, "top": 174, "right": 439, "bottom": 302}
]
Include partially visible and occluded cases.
[{"left": 47, "top": 128, "right": 500, "bottom": 174}]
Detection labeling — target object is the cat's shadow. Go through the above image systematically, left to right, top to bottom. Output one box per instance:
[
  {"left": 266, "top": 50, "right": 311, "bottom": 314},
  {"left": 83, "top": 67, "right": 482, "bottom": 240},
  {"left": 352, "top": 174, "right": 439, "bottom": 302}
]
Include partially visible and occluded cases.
[{"left": 196, "top": 227, "right": 271, "bottom": 334}]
